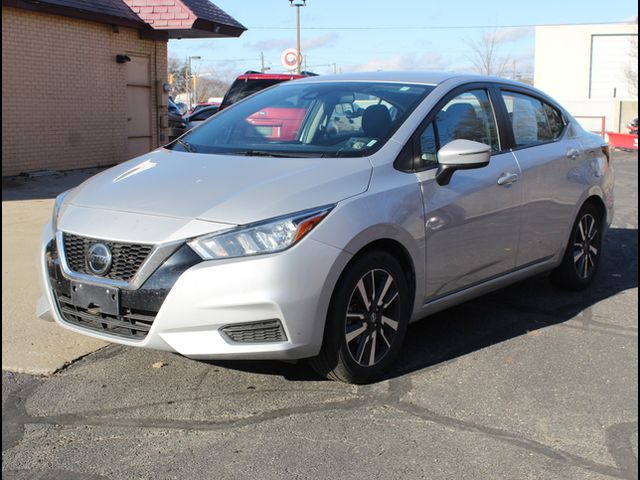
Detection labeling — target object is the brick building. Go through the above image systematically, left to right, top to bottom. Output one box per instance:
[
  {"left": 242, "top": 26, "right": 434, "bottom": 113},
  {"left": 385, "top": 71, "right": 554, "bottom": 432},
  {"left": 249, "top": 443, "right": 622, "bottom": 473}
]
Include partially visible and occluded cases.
[{"left": 1, "top": 0, "right": 245, "bottom": 176}]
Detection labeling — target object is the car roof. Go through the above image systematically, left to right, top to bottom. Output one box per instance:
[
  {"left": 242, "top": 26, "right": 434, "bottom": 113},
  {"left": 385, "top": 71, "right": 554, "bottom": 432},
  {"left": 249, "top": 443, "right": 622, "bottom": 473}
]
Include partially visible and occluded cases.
[
  {"left": 290, "top": 70, "right": 526, "bottom": 87},
  {"left": 235, "top": 73, "right": 307, "bottom": 81}
]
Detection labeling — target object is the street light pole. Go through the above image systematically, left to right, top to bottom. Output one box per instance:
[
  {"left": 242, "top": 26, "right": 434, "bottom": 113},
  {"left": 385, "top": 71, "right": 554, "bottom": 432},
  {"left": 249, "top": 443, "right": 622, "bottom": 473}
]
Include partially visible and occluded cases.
[
  {"left": 289, "top": 0, "right": 306, "bottom": 74},
  {"left": 187, "top": 55, "right": 201, "bottom": 107}
]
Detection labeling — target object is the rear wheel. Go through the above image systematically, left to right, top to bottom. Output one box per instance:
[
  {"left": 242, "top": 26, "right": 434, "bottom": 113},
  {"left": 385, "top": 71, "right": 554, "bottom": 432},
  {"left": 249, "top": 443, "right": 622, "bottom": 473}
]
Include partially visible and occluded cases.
[
  {"left": 551, "top": 202, "right": 603, "bottom": 290},
  {"left": 309, "top": 250, "right": 410, "bottom": 383}
]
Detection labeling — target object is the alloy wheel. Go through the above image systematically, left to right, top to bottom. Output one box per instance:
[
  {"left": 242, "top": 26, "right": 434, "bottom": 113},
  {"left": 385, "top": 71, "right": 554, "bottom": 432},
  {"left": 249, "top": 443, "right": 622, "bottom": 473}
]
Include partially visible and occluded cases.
[
  {"left": 573, "top": 213, "right": 600, "bottom": 279},
  {"left": 344, "top": 269, "right": 400, "bottom": 367}
]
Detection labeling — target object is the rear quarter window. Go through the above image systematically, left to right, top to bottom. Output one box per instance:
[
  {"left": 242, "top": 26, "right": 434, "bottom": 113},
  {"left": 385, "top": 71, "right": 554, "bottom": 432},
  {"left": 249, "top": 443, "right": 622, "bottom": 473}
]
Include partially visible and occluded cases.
[{"left": 501, "top": 91, "right": 566, "bottom": 147}]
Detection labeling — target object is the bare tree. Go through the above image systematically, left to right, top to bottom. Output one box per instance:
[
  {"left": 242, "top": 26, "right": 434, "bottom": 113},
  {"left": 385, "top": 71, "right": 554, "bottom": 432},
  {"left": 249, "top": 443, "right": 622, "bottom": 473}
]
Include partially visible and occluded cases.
[
  {"left": 466, "top": 30, "right": 513, "bottom": 77},
  {"left": 624, "top": 35, "right": 638, "bottom": 98},
  {"left": 168, "top": 56, "right": 189, "bottom": 96},
  {"left": 195, "top": 76, "right": 231, "bottom": 102}
]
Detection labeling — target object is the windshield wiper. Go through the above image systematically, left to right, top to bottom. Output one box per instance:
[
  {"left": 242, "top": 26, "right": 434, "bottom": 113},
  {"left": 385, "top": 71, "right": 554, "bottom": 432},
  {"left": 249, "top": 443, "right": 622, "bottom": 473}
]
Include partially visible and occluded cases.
[
  {"left": 176, "top": 139, "right": 196, "bottom": 152},
  {"left": 240, "top": 150, "right": 325, "bottom": 158}
]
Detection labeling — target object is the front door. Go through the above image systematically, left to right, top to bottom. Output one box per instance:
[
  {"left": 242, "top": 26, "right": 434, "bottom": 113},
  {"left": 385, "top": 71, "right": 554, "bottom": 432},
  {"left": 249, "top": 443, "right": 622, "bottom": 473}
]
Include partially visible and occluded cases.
[
  {"left": 126, "top": 54, "right": 152, "bottom": 159},
  {"left": 414, "top": 88, "right": 522, "bottom": 300}
]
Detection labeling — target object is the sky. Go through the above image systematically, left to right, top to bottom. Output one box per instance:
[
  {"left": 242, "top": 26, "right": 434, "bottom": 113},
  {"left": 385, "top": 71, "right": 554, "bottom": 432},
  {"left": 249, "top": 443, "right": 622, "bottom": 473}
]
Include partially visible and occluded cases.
[{"left": 168, "top": 0, "right": 638, "bottom": 82}]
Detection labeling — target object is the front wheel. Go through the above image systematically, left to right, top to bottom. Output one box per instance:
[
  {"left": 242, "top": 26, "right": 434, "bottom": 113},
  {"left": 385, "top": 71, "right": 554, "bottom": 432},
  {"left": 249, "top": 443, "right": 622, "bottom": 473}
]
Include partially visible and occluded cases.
[
  {"left": 550, "top": 203, "right": 603, "bottom": 290},
  {"left": 309, "top": 250, "right": 411, "bottom": 383}
]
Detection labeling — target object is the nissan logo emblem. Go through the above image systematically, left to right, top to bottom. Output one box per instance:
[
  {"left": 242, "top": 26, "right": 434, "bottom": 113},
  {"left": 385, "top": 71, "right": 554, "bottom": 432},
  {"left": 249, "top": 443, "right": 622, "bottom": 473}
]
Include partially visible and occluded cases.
[{"left": 87, "top": 243, "right": 112, "bottom": 276}]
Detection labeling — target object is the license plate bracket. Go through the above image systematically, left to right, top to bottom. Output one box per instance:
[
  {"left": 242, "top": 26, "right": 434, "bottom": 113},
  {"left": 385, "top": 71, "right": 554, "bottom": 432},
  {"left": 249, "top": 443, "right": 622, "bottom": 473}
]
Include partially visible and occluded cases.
[{"left": 70, "top": 281, "right": 120, "bottom": 316}]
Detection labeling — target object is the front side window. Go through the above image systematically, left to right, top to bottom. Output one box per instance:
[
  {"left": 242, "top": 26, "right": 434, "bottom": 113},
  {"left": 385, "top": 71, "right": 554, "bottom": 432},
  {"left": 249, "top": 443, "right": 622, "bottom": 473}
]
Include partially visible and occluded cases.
[
  {"left": 171, "top": 82, "right": 434, "bottom": 158},
  {"left": 418, "top": 89, "right": 499, "bottom": 169},
  {"left": 501, "top": 91, "right": 565, "bottom": 147}
]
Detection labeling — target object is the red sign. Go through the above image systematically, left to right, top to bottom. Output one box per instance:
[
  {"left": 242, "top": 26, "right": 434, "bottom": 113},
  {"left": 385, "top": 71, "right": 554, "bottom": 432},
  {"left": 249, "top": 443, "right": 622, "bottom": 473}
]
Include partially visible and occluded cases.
[{"left": 281, "top": 48, "right": 301, "bottom": 70}]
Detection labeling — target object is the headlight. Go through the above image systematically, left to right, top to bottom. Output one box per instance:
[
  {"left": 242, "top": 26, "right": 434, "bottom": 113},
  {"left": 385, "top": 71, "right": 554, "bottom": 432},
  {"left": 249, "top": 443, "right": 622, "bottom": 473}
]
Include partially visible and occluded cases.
[
  {"left": 52, "top": 190, "right": 70, "bottom": 232},
  {"left": 188, "top": 205, "right": 333, "bottom": 260}
]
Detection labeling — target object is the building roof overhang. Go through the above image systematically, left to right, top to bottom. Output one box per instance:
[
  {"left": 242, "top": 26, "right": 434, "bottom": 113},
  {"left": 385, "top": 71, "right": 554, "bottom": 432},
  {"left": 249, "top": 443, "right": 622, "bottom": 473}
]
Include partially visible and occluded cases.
[{"left": 3, "top": 0, "right": 246, "bottom": 39}]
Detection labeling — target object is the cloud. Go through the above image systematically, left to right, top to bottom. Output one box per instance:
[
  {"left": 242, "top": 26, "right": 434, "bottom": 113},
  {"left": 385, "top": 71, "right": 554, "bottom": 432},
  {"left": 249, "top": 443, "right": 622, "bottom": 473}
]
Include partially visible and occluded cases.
[
  {"left": 493, "top": 27, "right": 535, "bottom": 43},
  {"left": 244, "top": 33, "right": 339, "bottom": 52},
  {"left": 302, "top": 33, "right": 339, "bottom": 50},
  {"left": 243, "top": 38, "right": 291, "bottom": 51},
  {"left": 345, "top": 52, "right": 450, "bottom": 73}
]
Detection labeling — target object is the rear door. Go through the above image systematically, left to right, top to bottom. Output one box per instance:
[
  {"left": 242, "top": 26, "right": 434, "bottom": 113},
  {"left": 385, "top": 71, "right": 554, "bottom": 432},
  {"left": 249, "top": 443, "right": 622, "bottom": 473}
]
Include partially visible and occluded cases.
[
  {"left": 413, "top": 86, "right": 522, "bottom": 300},
  {"left": 496, "top": 88, "right": 583, "bottom": 266}
]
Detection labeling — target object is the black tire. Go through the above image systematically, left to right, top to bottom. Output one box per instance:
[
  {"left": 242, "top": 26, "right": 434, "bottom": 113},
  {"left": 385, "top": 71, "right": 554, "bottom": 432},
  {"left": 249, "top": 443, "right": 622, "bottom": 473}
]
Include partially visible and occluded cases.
[
  {"left": 550, "top": 202, "right": 603, "bottom": 290},
  {"left": 309, "top": 250, "right": 411, "bottom": 383}
]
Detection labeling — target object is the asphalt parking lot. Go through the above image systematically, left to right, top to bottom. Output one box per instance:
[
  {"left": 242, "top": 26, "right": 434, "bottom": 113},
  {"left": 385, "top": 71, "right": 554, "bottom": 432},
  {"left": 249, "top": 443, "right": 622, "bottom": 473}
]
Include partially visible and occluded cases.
[{"left": 2, "top": 151, "right": 637, "bottom": 480}]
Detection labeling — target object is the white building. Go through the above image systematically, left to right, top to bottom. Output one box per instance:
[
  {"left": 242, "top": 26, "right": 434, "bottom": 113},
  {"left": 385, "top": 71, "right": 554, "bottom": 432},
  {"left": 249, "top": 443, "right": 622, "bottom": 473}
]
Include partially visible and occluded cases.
[{"left": 534, "top": 22, "right": 638, "bottom": 134}]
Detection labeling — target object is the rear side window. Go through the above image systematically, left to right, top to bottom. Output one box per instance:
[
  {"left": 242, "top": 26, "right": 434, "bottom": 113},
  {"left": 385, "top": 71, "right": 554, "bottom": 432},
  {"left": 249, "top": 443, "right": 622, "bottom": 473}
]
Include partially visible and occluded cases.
[
  {"left": 501, "top": 92, "right": 565, "bottom": 147},
  {"left": 543, "top": 103, "right": 565, "bottom": 139}
]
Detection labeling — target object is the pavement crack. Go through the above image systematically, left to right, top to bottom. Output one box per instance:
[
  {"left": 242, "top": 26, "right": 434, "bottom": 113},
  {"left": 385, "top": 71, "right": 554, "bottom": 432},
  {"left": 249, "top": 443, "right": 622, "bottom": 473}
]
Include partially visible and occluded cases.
[
  {"left": 2, "top": 377, "right": 44, "bottom": 452},
  {"left": 15, "top": 396, "right": 371, "bottom": 434},
  {"left": 394, "top": 401, "right": 630, "bottom": 480}
]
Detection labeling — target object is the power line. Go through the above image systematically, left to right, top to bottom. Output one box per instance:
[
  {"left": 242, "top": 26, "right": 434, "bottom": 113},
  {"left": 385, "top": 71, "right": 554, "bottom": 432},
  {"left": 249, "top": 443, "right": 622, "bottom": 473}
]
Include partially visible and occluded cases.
[
  {"left": 247, "top": 20, "right": 635, "bottom": 31},
  {"left": 195, "top": 58, "right": 261, "bottom": 63}
]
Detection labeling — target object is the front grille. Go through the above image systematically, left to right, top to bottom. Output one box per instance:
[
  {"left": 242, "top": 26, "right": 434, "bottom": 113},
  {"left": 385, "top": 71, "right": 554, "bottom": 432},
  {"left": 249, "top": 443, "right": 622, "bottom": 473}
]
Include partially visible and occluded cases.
[
  {"left": 63, "top": 233, "right": 153, "bottom": 282},
  {"left": 54, "top": 291, "right": 155, "bottom": 340},
  {"left": 221, "top": 320, "right": 287, "bottom": 343}
]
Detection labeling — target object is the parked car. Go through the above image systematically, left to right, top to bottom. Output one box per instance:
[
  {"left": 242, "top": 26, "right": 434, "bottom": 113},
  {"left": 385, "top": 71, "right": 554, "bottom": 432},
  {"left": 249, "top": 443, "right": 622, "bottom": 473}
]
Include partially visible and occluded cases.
[
  {"left": 39, "top": 72, "right": 614, "bottom": 383},
  {"left": 167, "top": 97, "right": 186, "bottom": 140},
  {"left": 175, "top": 101, "right": 188, "bottom": 115},
  {"left": 188, "top": 101, "right": 221, "bottom": 116},
  {"left": 183, "top": 104, "right": 220, "bottom": 131}
]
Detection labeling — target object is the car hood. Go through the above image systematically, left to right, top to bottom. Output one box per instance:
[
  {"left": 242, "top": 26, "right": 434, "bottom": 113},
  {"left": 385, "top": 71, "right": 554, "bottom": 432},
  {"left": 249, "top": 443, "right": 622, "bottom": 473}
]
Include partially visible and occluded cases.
[{"left": 65, "top": 148, "right": 372, "bottom": 226}]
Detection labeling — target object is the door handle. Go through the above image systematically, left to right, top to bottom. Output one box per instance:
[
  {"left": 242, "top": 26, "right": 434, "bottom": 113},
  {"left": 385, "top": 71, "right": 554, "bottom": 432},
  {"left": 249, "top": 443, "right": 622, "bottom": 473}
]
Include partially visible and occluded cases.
[
  {"left": 566, "top": 148, "right": 579, "bottom": 160},
  {"left": 497, "top": 172, "right": 519, "bottom": 186}
]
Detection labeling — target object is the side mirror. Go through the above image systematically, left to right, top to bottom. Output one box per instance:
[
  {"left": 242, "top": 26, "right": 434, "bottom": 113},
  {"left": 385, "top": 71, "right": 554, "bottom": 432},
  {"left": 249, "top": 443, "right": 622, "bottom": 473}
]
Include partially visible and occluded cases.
[{"left": 436, "top": 139, "right": 491, "bottom": 186}]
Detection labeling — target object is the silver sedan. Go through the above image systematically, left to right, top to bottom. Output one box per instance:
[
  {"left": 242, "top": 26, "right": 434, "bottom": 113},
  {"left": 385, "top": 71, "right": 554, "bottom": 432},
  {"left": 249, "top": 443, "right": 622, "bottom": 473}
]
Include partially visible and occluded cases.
[{"left": 38, "top": 72, "right": 614, "bottom": 383}]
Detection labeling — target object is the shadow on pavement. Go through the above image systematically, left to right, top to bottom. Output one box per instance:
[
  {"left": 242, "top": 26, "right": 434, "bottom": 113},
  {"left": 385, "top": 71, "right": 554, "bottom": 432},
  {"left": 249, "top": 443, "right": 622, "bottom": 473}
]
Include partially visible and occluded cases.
[
  {"left": 1, "top": 168, "right": 106, "bottom": 202},
  {"left": 204, "top": 226, "right": 637, "bottom": 382}
]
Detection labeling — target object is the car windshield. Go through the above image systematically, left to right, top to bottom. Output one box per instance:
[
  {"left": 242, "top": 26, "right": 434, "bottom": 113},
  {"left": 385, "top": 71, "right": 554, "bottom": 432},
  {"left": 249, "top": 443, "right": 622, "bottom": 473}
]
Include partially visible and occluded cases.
[{"left": 170, "top": 81, "right": 434, "bottom": 158}]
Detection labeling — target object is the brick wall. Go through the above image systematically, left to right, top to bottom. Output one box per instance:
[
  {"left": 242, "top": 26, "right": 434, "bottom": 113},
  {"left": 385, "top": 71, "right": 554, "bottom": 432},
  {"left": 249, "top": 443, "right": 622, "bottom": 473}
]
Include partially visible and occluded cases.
[{"left": 1, "top": 7, "right": 168, "bottom": 176}]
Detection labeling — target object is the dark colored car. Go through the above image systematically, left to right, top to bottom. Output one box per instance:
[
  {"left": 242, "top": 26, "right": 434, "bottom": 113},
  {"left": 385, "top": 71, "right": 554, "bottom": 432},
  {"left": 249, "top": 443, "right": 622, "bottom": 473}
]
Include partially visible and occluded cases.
[
  {"left": 168, "top": 97, "right": 187, "bottom": 140},
  {"left": 188, "top": 101, "right": 222, "bottom": 116},
  {"left": 183, "top": 105, "right": 220, "bottom": 131}
]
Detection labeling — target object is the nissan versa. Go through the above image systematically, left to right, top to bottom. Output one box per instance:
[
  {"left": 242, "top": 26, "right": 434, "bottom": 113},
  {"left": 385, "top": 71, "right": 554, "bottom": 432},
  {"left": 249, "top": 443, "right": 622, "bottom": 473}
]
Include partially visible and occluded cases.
[{"left": 38, "top": 72, "right": 614, "bottom": 383}]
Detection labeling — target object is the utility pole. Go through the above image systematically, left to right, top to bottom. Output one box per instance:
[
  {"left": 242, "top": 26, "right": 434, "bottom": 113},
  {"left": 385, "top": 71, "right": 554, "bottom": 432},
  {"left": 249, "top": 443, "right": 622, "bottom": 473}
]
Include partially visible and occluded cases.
[
  {"left": 289, "top": 1, "right": 307, "bottom": 74},
  {"left": 261, "top": 52, "right": 265, "bottom": 72},
  {"left": 184, "top": 56, "right": 189, "bottom": 105},
  {"left": 188, "top": 56, "right": 201, "bottom": 107},
  {"left": 332, "top": 63, "right": 337, "bottom": 74}
]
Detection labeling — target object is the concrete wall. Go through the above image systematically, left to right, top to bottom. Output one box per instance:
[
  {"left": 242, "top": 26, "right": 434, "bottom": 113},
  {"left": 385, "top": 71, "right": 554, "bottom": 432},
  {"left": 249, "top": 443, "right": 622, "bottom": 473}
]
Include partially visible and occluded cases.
[
  {"left": 2, "top": 7, "right": 168, "bottom": 176},
  {"left": 534, "top": 23, "right": 637, "bottom": 133},
  {"left": 535, "top": 23, "right": 638, "bottom": 102}
]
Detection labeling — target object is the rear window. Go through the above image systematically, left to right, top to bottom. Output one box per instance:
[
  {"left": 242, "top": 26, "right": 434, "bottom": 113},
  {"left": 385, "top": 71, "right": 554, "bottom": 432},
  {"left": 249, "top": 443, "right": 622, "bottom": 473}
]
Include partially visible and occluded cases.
[{"left": 220, "top": 79, "right": 288, "bottom": 110}]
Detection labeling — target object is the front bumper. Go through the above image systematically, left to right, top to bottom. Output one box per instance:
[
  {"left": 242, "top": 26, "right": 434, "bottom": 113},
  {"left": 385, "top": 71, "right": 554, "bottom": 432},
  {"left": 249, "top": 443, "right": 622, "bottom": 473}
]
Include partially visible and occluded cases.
[{"left": 38, "top": 221, "right": 350, "bottom": 360}]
